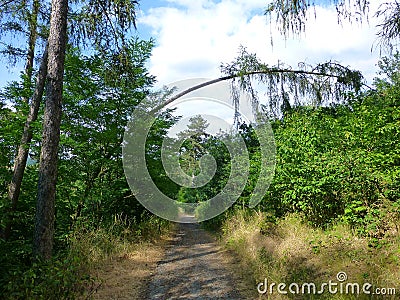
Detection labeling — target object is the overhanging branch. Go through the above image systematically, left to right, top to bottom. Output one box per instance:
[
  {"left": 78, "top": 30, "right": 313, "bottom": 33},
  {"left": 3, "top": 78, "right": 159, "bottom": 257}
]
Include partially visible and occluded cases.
[{"left": 151, "top": 67, "right": 371, "bottom": 114}]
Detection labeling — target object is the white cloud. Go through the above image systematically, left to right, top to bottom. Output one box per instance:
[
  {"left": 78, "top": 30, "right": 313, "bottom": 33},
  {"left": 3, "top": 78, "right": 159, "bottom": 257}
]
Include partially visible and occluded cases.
[
  {"left": 137, "top": 0, "right": 384, "bottom": 127},
  {"left": 138, "top": 0, "right": 272, "bottom": 84},
  {"left": 139, "top": 1, "right": 381, "bottom": 86}
]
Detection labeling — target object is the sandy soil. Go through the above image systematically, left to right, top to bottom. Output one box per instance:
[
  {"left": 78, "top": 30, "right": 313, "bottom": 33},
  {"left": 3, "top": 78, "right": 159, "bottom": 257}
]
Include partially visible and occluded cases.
[
  {"left": 146, "top": 215, "right": 253, "bottom": 299},
  {"left": 90, "top": 216, "right": 256, "bottom": 299},
  {"left": 88, "top": 242, "right": 167, "bottom": 300}
]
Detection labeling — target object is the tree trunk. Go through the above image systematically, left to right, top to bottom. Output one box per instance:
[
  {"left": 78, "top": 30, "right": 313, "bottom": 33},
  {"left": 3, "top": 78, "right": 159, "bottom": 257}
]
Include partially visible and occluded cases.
[
  {"left": 2, "top": 0, "right": 44, "bottom": 240},
  {"left": 22, "top": 0, "right": 40, "bottom": 104},
  {"left": 33, "top": 0, "right": 68, "bottom": 260},
  {"left": 3, "top": 46, "right": 48, "bottom": 240}
]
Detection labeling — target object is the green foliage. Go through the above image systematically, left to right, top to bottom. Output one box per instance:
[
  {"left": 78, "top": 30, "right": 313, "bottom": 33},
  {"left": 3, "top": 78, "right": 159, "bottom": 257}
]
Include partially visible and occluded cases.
[
  {"left": 0, "top": 0, "right": 49, "bottom": 66},
  {"left": 0, "top": 0, "right": 177, "bottom": 297},
  {"left": 68, "top": 0, "right": 139, "bottom": 50},
  {"left": 265, "top": 0, "right": 400, "bottom": 52},
  {"left": 265, "top": 1, "right": 369, "bottom": 37},
  {"left": 1, "top": 2, "right": 400, "bottom": 294},
  {"left": 0, "top": 36, "right": 174, "bottom": 297},
  {"left": 56, "top": 38, "right": 157, "bottom": 232},
  {"left": 221, "top": 47, "right": 364, "bottom": 118},
  {"left": 203, "top": 54, "right": 400, "bottom": 237},
  {"left": 0, "top": 72, "right": 43, "bottom": 237},
  {"left": 263, "top": 79, "right": 399, "bottom": 230},
  {"left": 0, "top": 105, "right": 16, "bottom": 202},
  {"left": 146, "top": 110, "right": 181, "bottom": 200},
  {"left": 177, "top": 115, "right": 211, "bottom": 177},
  {"left": 0, "top": 214, "right": 171, "bottom": 299},
  {"left": 2, "top": 255, "right": 93, "bottom": 300}
]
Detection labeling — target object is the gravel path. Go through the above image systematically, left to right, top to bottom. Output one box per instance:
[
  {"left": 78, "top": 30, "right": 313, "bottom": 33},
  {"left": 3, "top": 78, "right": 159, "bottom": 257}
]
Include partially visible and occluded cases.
[{"left": 147, "top": 216, "right": 246, "bottom": 299}]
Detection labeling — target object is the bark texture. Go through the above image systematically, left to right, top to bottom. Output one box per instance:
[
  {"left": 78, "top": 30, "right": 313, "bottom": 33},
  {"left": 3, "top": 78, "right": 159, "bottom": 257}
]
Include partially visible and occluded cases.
[
  {"left": 3, "top": 0, "right": 44, "bottom": 240},
  {"left": 22, "top": 0, "right": 40, "bottom": 104},
  {"left": 33, "top": 0, "right": 68, "bottom": 260},
  {"left": 3, "top": 47, "right": 48, "bottom": 240}
]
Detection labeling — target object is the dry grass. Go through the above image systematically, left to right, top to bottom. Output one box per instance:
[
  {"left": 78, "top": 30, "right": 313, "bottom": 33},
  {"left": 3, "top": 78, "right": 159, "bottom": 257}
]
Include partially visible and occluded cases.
[
  {"left": 219, "top": 210, "right": 400, "bottom": 299},
  {"left": 67, "top": 217, "right": 175, "bottom": 299},
  {"left": 87, "top": 240, "right": 169, "bottom": 300}
]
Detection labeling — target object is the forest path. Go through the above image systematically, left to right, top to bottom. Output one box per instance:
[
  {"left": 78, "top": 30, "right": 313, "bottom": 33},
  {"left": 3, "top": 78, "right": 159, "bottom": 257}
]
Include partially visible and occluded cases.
[{"left": 146, "top": 215, "right": 252, "bottom": 299}]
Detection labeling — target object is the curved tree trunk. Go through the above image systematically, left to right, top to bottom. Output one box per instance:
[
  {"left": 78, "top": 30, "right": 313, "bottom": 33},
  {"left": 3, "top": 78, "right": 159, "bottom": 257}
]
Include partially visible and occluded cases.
[
  {"left": 2, "top": 0, "right": 44, "bottom": 240},
  {"left": 33, "top": 0, "right": 68, "bottom": 260},
  {"left": 3, "top": 46, "right": 48, "bottom": 240}
]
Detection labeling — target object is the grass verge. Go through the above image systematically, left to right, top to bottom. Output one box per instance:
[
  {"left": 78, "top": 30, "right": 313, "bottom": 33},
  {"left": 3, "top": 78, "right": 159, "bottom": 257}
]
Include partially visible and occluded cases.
[
  {"left": 218, "top": 209, "right": 400, "bottom": 299},
  {"left": 1, "top": 215, "right": 174, "bottom": 299},
  {"left": 72, "top": 215, "right": 174, "bottom": 299}
]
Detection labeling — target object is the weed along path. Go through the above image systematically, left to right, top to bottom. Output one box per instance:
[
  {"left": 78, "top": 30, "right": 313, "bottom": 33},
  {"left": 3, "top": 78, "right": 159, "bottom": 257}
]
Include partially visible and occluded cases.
[{"left": 147, "top": 215, "right": 250, "bottom": 299}]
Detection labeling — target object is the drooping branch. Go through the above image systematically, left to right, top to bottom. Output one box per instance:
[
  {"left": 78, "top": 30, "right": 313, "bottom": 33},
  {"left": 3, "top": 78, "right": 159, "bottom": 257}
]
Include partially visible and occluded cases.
[
  {"left": 68, "top": 0, "right": 139, "bottom": 51},
  {"left": 265, "top": 0, "right": 370, "bottom": 38},
  {"left": 265, "top": 0, "right": 400, "bottom": 53},
  {"left": 375, "top": 2, "right": 400, "bottom": 53},
  {"left": 152, "top": 48, "right": 367, "bottom": 117},
  {"left": 153, "top": 69, "right": 353, "bottom": 111}
]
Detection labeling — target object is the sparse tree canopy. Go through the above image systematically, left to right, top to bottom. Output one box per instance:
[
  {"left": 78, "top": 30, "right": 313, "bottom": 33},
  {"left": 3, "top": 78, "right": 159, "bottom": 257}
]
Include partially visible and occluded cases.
[
  {"left": 68, "top": 0, "right": 139, "bottom": 51},
  {"left": 266, "top": 0, "right": 400, "bottom": 52},
  {"left": 155, "top": 47, "right": 365, "bottom": 120},
  {"left": 221, "top": 47, "right": 365, "bottom": 118}
]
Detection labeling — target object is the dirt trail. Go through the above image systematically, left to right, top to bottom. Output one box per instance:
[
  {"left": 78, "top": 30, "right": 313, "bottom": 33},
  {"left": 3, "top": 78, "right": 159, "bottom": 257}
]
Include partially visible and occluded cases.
[
  {"left": 90, "top": 215, "right": 255, "bottom": 299},
  {"left": 146, "top": 215, "right": 250, "bottom": 299}
]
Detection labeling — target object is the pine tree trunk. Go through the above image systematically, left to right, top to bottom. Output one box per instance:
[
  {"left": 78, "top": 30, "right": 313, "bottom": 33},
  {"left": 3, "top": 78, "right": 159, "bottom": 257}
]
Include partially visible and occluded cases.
[
  {"left": 2, "top": 0, "right": 44, "bottom": 240},
  {"left": 22, "top": 0, "right": 40, "bottom": 104},
  {"left": 33, "top": 0, "right": 68, "bottom": 260},
  {"left": 3, "top": 47, "right": 48, "bottom": 240}
]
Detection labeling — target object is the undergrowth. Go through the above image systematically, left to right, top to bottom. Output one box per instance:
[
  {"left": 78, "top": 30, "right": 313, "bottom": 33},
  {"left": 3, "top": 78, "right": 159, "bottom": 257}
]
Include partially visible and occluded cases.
[
  {"left": 218, "top": 209, "right": 400, "bottom": 299},
  {"left": 0, "top": 214, "right": 171, "bottom": 299}
]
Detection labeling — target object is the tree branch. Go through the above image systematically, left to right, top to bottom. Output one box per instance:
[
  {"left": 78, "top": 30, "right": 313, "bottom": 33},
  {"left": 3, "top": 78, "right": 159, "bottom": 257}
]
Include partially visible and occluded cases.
[{"left": 151, "top": 68, "right": 371, "bottom": 114}]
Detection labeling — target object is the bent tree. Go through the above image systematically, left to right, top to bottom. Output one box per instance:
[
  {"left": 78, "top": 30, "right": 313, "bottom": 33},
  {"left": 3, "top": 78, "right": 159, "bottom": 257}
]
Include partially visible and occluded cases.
[
  {"left": 1, "top": 0, "right": 48, "bottom": 240},
  {"left": 2, "top": 0, "right": 379, "bottom": 261},
  {"left": 5, "top": 47, "right": 48, "bottom": 240},
  {"left": 153, "top": 48, "right": 366, "bottom": 119}
]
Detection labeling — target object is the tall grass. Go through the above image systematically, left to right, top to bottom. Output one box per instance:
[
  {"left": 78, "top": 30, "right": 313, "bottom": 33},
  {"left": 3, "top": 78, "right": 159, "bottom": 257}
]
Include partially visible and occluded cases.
[
  {"left": 219, "top": 209, "right": 399, "bottom": 299},
  {"left": 2, "top": 214, "right": 172, "bottom": 299}
]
